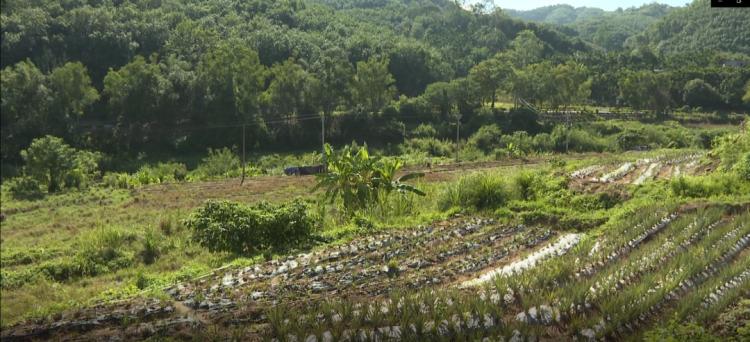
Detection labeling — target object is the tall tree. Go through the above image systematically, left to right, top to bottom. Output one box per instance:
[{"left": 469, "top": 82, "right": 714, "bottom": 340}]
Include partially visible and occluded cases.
[
  {"left": 508, "top": 30, "right": 546, "bottom": 68},
  {"left": 197, "top": 42, "right": 266, "bottom": 146},
  {"left": 198, "top": 43, "right": 266, "bottom": 124},
  {"left": 311, "top": 50, "right": 352, "bottom": 118},
  {"left": 469, "top": 54, "right": 511, "bottom": 108},
  {"left": 103, "top": 55, "right": 172, "bottom": 150},
  {"left": 350, "top": 57, "right": 396, "bottom": 113},
  {"left": 262, "top": 58, "right": 318, "bottom": 142},
  {"left": 0, "top": 60, "right": 50, "bottom": 161},
  {"left": 551, "top": 60, "right": 591, "bottom": 110},
  {"left": 48, "top": 62, "right": 99, "bottom": 138},
  {"left": 619, "top": 70, "right": 672, "bottom": 115},
  {"left": 682, "top": 78, "right": 723, "bottom": 109},
  {"left": 20, "top": 135, "right": 76, "bottom": 193}
]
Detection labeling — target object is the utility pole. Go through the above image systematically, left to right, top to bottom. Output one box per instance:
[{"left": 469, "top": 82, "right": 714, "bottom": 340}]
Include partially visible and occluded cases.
[
  {"left": 565, "top": 111, "right": 571, "bottom": 154},
  {"left": 321, "top": 112, "right": 325, "bottom": 164},
  {"left": 455, "top": 112, "right": 462, "bottom": 163},
  {"left": 241, "top": 124, "right": 246, "bottom": 185}
]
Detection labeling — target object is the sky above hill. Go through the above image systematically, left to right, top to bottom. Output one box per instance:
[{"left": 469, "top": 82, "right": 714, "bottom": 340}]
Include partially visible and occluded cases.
[{"left": 480, "top": 0, "right": 690, "bottom": 11}]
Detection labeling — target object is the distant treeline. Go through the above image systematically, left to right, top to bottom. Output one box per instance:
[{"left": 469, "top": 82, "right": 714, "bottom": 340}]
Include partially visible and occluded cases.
[{"left": 1, "top": 0, "right": 749, "bottom": 165}]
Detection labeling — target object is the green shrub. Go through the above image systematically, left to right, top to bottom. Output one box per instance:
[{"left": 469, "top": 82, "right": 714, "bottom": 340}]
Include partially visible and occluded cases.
[
  {"left": 412, "top": 123, "right": 438, "bottom": 138},
  {"left": 468, "top": 124, "right": 502, "bottom": 153},
  {"left": 551, "top": 125, "right": 608, "bottom": 152},
  {"left": 712, "top": 129, "right": 750, "bottom": 174},
  {"left": 532, "top": 133, "right": 554, "bottom": 152},
  {"left": 20, "top": 135, "right": 102, "bottom": 192},
  {"left": 402, "top": 138, "right": 453, "bottom": 157},
  {"left": 192, "top": 147, "right": 242, "bottom": 179},
  {"left": 65, "top": 150, "right": 102, "bottom": 189},
  {"left": 734, "top": 152, "right": 750, "bottom": 181},
  {"left": 142, "top": 162, "right": 189, "bottom": 184},
  {"left": 173, "top": 163, "right": 188, "bottom": 181},
  {"left": 133, "top": 166, "right": 159, "bottom": 185},
  {"left": 102, "top": 172, "right": 135, "bottom": 189},
  {"left": 438, "top": 172, "right": 510, "bottom": 211},
  {"left": 670, "top": 173, "right": 748, "bottom": 198},
  {"left": 6, "top": 176, "right": 45, "bottom": 200},
  {"left": 184, "top": 199, "right": 314, "bottom": 255},
  {"left": 353, "top": 213, "right": 375, "bottom": 230},
  {"left": 73, "top": 227, "right": 136, "bottom": 277},
  {"left": 140, "top": 230, "right": 161, "bottom": 265},
  {"left": 38, "top": 258, "right": 79, "bottom": 282},
  {"left": 0, "top": 268, "right": 40, "bottom": 289},
  {"left": 644, "top": 319, "right": 720, "bottom": 342}
]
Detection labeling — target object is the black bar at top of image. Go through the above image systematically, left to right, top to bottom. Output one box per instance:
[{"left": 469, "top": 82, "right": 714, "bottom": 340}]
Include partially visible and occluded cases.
[{"left": 711, "top": 0, "right": 749, "bottom": 7}]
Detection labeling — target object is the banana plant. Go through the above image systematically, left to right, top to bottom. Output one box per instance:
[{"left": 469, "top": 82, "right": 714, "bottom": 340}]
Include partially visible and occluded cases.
[{"left": 314, "top": 144, "right": 425, "bottom": 213}]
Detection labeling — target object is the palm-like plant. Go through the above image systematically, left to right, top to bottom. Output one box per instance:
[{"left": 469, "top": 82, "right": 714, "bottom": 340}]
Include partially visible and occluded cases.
[{"left": 315, "top": 144, "right": 425, "bottom": 213}]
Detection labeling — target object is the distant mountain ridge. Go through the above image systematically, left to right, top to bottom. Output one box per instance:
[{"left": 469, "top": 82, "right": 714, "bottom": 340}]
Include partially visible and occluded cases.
[
  {"left": 502, "top": 1, "right": 750, "bottom": 55},
  {"left": 504, "top": 4, "right": 607, "bottom": 25}
]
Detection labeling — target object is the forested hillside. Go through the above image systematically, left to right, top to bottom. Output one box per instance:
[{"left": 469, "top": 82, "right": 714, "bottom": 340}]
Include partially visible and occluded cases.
[
  {"left": 1, "top": 0, "right": 748, "bottom": 170},
  {"left": 636, "top": 0, "right": 750, "bottom": 55},
  {"left": 1, "top": 2, "right": 750, "bottom": 339},
  {"left": 506, "top": 3, "right": 674, "bottom": 51}
]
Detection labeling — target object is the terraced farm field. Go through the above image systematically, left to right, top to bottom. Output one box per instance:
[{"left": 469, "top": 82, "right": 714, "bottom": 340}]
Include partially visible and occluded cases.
[
  {"left": 569, "top": 153, "right": 710, "bottom": 189},
  {"left": 3, "top": 202, "right": 748, "bottom": 341}
]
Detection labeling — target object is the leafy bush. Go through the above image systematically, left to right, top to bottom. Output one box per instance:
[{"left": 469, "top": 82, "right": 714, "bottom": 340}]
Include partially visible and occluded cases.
[
  {"left": 411, "top": 123, "right": 438, "bottom": 138},
  {"left": 468, "top": 124, "right": 502, "bottom": 153},
  {"left": 551, "top": 125, "right": 608, "bottom": 152},
  {"left": 712, "top": 129, "right": 750, "bottom": 173},
  {"left": 500, "top": 131, "right": 535, "bottom": 155},
  {"left": 532, "top": 133, "right": 554, "bottom": 152},
  {"left": 19, "top": 136, "right": 102, "bottom": 193},
  {"left": 401, "top": 137, "right": 453, "bottom": 157},
  {"left": 192, "top": 147, "right": 242, "bottom": 179},
  {"left": 64, "top": 150, "right": 103, "bottom": 189},
  {"left": 734, "top": 152, "right": 750, "bottom": 181},
  {"left": 135, "top": 162, "right": 189, "bottom": 184},
  {"left": 6, "top": 176, "right": 45, "bottom": 200},
  {"left": 184, "top": 199, "right": 314, "bottom": 255},
  {"left": 0, "top": 268, "right": 40, "bottom": 289}
]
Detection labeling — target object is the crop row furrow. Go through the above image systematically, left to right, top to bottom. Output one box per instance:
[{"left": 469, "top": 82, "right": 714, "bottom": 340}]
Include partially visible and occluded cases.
[
  {"left": 575, "top": 213, "right": 677, "bottom": 278},
  {"left": 588, "top": 218, "right": 724, "bottom": 301},
  {"left": 586, "top": 232, "right": 750, "bottom": 339},
  {"left": 700, "top": 268, "right": 750, "bottom": 309}
]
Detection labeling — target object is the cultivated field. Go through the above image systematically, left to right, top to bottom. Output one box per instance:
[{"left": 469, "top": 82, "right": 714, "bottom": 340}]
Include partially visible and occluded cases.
[{"left": 2, "top": 140, "right": 749, "bottom": 340}]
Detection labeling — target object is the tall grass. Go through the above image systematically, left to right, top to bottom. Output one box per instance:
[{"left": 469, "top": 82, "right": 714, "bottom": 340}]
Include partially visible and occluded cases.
[{"left": 438, "top": 172, "right": 511, "bottom": 211}]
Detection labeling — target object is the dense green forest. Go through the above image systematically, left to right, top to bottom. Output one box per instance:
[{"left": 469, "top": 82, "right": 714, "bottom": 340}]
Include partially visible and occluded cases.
[{"left": 1, "top": 0, "right": 749, "bottom": 170}]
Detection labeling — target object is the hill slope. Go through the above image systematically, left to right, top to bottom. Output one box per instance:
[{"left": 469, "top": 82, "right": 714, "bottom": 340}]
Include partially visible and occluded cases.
[
  {"left": 635, "top": 0, "right": 750, "bottom": 55},
  {"left": 505, "top": 3, "right": 674, "bottom": 51}
]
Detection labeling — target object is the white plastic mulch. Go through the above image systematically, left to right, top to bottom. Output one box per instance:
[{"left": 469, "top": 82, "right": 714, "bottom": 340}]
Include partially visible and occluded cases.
[
  {"left": 633, "top": 162, "right": 661, "bottom": 185},
  {"left": 460, "top": 233, "right": 583, "bottom": 287}
]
